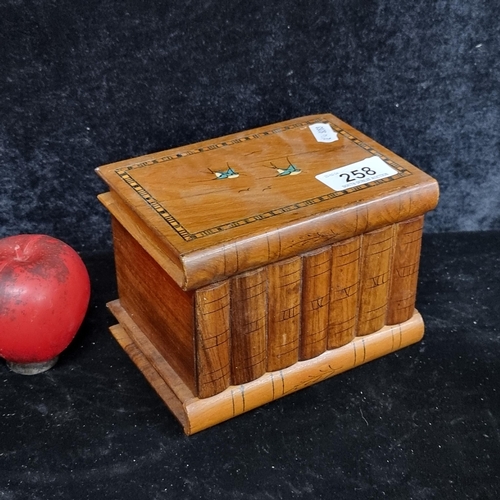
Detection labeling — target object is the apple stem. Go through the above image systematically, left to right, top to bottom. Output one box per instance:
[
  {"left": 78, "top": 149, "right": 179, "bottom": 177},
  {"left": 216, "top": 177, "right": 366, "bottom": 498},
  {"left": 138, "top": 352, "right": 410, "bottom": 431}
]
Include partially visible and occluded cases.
[
  {"left": 13, "top": 241, "right": 36, "bottom": 262},
  {"left": 14, "top": 244, "right": 24, "bottom": 261}
]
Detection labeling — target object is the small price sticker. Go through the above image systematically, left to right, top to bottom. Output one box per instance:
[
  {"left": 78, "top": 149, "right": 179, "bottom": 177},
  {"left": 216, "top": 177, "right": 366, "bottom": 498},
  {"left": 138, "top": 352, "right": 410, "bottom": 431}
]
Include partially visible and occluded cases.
[
  {"left": 309, "top": 123, "right": 338, "bottom": 143},
  {"left": 316, "top": 156, "right": 398, "bottom": 191}
]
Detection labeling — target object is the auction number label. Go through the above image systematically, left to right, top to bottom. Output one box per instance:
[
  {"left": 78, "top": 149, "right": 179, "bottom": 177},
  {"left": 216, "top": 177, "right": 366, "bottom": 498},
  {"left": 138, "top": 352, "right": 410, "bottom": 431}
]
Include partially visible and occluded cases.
[{"left": 315, "top": 156, "right": 398, "bottom": 191}]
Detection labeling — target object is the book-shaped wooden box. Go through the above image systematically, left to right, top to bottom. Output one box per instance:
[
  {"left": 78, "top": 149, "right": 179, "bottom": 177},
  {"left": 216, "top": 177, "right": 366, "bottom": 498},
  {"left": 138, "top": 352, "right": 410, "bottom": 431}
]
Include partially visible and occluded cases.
[{"left": 96, "top": 114, "right": 439, "bottom": 435}]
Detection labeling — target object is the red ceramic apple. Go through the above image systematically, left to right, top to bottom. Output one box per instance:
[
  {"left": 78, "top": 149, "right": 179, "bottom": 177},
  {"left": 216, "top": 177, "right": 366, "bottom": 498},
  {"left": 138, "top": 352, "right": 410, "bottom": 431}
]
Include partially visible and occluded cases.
[{"left": 0, "top": 234, "right": 90, "bottom": 374}]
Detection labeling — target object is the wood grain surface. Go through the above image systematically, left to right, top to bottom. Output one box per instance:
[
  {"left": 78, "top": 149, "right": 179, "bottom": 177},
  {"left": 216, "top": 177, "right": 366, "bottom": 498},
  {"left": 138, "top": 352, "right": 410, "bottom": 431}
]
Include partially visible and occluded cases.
[
  {"left": 97, "top": 113, "right": 439, "bottom": 433},
  {"left": 97, "top": 113, "right": 439, "bottom": 291},
  {"left": 108, "top": 301, "right": 424, "bottom": 435}
]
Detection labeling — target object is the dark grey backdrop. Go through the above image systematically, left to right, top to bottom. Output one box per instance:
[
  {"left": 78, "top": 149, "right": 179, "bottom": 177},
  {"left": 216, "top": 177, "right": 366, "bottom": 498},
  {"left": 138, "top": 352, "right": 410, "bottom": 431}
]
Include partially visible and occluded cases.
[{"left": 1, "top": 0, "right": 499, "bottom": 254}]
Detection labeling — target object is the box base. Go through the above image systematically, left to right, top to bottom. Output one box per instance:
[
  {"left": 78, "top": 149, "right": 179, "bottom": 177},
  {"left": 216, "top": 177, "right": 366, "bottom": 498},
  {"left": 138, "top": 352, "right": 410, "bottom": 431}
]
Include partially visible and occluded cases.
[{"left": 107, "top": 299, "right": 424, "bottom": 435}]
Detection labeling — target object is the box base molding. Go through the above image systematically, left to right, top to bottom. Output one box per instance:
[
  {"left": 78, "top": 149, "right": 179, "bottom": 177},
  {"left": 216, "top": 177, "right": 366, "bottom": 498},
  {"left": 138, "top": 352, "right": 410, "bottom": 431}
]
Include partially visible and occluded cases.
[{"left": 107, "top": 299, "right": 424, "bottom": 435}]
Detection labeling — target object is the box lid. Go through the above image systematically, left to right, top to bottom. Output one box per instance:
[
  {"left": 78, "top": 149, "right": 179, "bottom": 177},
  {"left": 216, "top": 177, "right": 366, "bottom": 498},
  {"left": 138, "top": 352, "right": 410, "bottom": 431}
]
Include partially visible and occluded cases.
[{"left": 96, "top": 114, "right": 439, "bottom": 291}]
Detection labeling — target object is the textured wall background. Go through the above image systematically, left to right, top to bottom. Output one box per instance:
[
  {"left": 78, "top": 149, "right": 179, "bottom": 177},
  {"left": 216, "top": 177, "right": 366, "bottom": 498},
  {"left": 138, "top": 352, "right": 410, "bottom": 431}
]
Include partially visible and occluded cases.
[{"left": 1, "top": 0, "right": 499, "bottom": 253}]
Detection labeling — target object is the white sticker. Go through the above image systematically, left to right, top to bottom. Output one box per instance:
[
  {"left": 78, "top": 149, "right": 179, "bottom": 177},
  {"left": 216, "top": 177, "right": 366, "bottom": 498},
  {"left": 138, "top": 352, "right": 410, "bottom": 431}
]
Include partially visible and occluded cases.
[
  {"left": 309, "top": 123, "right": 338, "bottom": 143},
  {"left": 315, "top": 156, "right": 398, "bottom": 191}
]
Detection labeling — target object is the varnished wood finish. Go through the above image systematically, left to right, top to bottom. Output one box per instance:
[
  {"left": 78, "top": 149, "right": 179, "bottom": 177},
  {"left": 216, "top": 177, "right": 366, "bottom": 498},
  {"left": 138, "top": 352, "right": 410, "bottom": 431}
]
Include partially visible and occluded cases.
[
  {"left": 96, "top": 113, "right": 439, "bottom": 434},
  {"left": 96, "top": 113, "right": 439, "bottom": 291},
  {"left": 387, "top": 216, "right": 424, "bottom": 325},
  {"left": 111, "top": 217, "right": 196, "bottom": 392},
  {"left": 357, "top": 226, "right": 395, "bottom": 335},
  {"left": 328, "top": 237, "right": 361, "bottom": 348},
  {"left": 300, "top": 247, "right": 331, "bottom": 360},
  {"left": 266, "top": 257, "right": 302, "bottom": 371},
  {"left": 230, "top": 268, "right": 267, "bottom": 384},
  {"left": 195, "top": 282, "right": 231, "bottom": 398},
  {"left": 108, "top": 300, "right": 424, "bottom": 435}
]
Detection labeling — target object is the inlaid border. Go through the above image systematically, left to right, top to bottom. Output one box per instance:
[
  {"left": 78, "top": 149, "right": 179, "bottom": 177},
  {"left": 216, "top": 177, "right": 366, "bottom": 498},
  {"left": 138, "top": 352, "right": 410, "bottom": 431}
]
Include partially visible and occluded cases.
[{"left": 114, "top": 120, "right": 412, "bottom": 241}]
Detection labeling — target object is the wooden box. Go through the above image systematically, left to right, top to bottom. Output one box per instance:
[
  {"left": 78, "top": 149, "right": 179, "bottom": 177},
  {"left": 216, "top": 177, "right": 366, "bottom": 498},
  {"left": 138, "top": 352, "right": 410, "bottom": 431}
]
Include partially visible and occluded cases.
[{"left": 96, "top": 114, "right": 439, "bottom": 435}]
